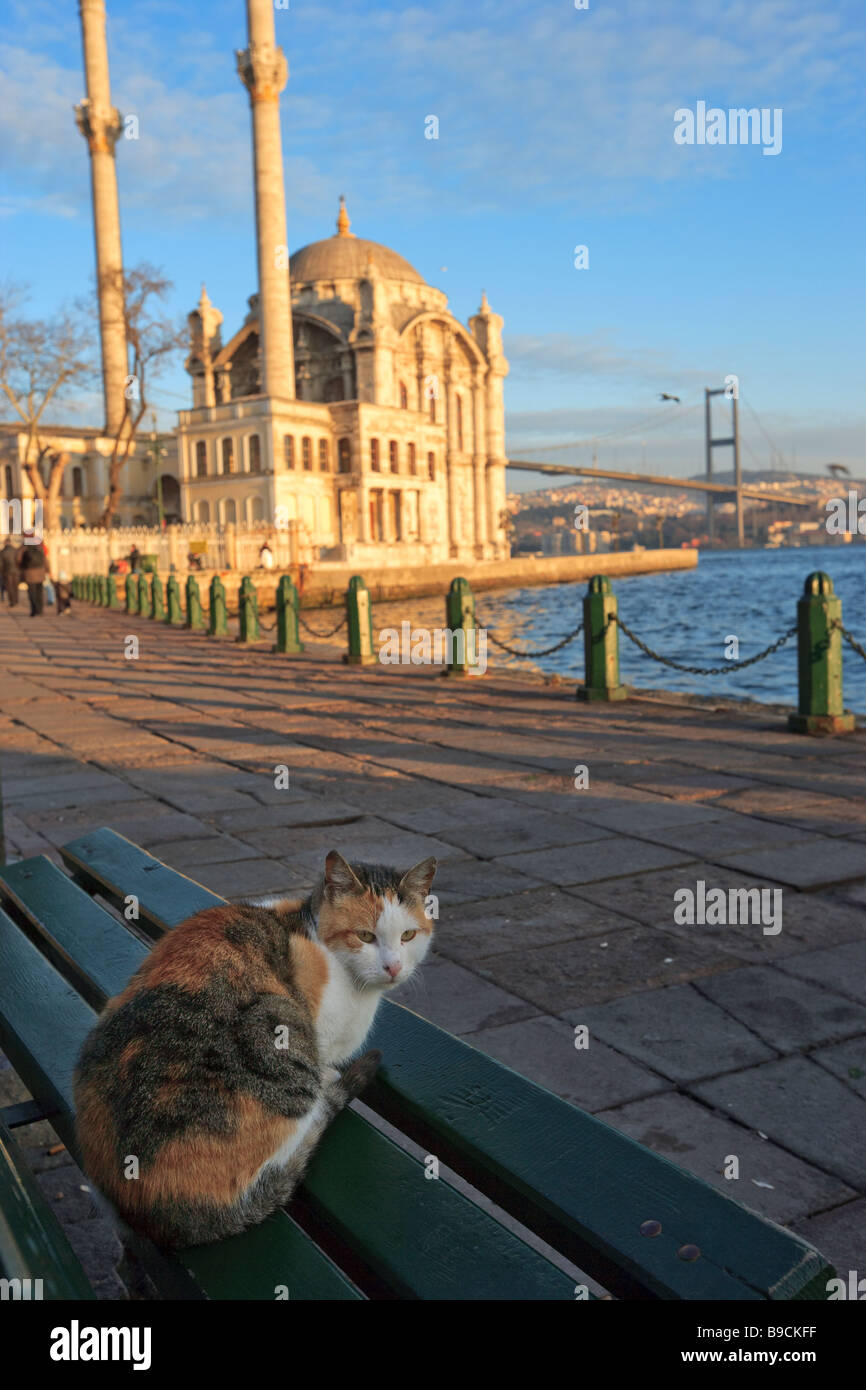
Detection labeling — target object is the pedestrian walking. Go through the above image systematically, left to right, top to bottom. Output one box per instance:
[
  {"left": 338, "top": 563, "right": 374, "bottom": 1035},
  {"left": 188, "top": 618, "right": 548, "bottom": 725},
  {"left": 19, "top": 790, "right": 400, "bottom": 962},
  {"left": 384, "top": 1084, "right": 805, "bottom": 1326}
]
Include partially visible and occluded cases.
[
  {"left": 17, "top": 537, "right": 48, "bottom": 616},
  {"left": 0, "top": 539, "right": 20, "bottom": 607}
]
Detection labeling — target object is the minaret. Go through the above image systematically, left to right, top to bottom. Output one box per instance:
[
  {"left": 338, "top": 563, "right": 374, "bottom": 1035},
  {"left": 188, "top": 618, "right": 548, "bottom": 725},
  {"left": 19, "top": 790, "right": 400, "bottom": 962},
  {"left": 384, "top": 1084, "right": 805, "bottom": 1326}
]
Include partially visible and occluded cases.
[
  {"left": 75, "top": 0, "right": 128, "bottom": 436},
  {"left": 237, "top": 0, "right": 295, "bottom": 400}
]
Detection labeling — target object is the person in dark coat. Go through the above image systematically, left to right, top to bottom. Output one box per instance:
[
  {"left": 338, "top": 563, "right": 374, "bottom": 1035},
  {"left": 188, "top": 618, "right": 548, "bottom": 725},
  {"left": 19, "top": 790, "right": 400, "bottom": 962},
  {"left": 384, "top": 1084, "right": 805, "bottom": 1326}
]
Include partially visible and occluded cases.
[
  {"left": 17, "top": 539, "right": 47, "bottom": 616},
  {"left": 0, "top": 540, "right": 20, "bottom": 606}
]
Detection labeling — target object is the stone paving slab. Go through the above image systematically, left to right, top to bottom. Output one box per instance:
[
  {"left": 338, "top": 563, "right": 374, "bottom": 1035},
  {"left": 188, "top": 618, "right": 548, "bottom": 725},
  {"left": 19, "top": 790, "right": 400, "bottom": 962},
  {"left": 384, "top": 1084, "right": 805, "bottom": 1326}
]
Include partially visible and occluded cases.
[
  {"left": 715, "top": 786, "right": 866, "bottom": 838},
  {"left": 495, "top": 837, "right": 695, "bottom": 886},
  {"left": 713, "top": 838, "right": 866, "bottom": 891},
  {"left": 435, "top": 887, "right": 633, "bottom": 964},
  {"left": 476, "top": 926, "right": 739, "bottom": 1012},
  {"left": 777, "top": 939, "right": 866, "bottom": 1003},
  {"left": 411, "top": 954, "right": 540, "bottom": 1034},
  {"left": 693, "top": 966, "right": 866, "bottom": 1053},
  {"left": 568, "top": 984, "right": 778, "bottom": 1082},
  {"left": 465, "top": 1014, "right": 670, "bottom": 1110},
  {"left": 810, "top": 1036, "right": 866, "bottom": 1099},
  {"left": 690, "top": 1057, "right": 866, "bottom": 1191},
  {"left": 595, "top": 1091, "right": 856, "bottom": 1225},
  {"left": 792, "top": 1198, "right": 866, "bottom": 1279}
]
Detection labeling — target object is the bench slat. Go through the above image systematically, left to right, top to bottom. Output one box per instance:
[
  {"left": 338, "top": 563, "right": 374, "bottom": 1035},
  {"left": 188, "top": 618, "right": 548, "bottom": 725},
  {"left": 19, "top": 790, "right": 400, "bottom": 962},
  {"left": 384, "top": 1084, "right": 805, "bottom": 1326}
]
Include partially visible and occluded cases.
[
  {"left": 60, "top": 829, "right": 221, "bottom": 937},
  {"left": 0, "top": 857, "right": 148, "bottom": 1009},
  {"left": 0, "top": 905, "right": 361, "bottom": 1302},
  {"left": 366, "top": 1003, "right": 831, "bottom": 1300},
  {"left": 298, "top": 1106, "right": 577, "bottom": 1300},
  {"left": 0, "top": 1120, "right": 95, "bottom": 1300}
]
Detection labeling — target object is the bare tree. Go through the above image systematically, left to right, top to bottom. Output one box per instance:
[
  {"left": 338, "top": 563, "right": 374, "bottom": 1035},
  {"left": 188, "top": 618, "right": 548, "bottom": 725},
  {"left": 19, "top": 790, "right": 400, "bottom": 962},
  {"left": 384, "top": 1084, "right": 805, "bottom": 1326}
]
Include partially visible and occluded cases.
[
  {"left": 98, "top": 264, "right": 185, "bottom": 528},
  {"left": 0, "top": 283, "right": 95, "bottom": 529}
]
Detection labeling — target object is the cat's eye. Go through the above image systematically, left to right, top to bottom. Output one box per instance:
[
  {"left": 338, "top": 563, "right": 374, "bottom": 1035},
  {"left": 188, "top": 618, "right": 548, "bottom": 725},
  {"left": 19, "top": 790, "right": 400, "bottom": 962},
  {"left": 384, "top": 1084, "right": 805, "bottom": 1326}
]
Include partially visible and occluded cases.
[
  {"left": 401, "top": 930, "right": 417, "bottom": 942},
  {"left": 357, "top": 931, "right": 376, "bottom": 944}
]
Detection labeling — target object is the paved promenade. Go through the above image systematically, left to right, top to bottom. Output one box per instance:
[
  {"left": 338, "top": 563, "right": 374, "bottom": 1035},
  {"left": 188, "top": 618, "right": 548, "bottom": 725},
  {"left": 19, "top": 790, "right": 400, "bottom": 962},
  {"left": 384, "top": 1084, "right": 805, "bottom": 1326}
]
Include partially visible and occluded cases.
[{"left": 1, "top": 599, "right": 865, "bottom": 1292}]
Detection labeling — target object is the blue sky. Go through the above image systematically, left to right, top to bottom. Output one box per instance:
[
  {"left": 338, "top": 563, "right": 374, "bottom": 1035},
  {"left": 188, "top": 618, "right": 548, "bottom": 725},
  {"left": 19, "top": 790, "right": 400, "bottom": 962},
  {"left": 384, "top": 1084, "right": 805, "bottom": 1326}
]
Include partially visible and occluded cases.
[{"left": 2, "top": 0, "right": 864, "bottom": 490}]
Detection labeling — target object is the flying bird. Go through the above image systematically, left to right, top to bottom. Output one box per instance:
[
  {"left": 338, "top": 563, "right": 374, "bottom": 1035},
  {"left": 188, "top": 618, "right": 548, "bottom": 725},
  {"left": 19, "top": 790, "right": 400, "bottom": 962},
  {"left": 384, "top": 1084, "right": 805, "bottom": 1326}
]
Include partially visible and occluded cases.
[
  {"left": 659, "top": 393, "right": 681, "bottom": 403},
  {"left": 827, "top": 463, "right": 850, "bottom": 478}
]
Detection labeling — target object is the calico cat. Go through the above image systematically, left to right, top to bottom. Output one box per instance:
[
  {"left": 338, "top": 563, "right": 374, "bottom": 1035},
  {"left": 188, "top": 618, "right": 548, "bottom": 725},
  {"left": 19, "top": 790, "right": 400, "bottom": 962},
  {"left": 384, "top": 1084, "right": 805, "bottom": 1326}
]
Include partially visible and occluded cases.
[{"left": 74, "top": 850, "right": 436, "bottom": 1249}]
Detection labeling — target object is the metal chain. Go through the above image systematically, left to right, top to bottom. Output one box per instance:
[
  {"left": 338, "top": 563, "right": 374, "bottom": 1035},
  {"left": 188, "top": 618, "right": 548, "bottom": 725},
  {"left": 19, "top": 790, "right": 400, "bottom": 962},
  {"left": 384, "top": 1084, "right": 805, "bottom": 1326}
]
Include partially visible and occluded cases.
[
  {"left": 297, "top": 610, "right": 347, "bottom": 639},
  {"left": 613, "top": 615, "right": 798, "bottom": 676},
  {"left": 258, "top": 617, "right": 277, "bottom": 633},
  {"left": 479, "top": 617, "right": 585, "bottom": 659},
  {"left": 833, "top": 620, "right": 866, "bottom": 662}
]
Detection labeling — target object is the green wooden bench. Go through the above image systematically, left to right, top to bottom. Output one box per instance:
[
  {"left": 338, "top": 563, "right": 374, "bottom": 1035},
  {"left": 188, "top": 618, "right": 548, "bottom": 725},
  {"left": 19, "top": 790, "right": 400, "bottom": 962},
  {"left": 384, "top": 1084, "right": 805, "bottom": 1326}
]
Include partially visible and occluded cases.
[{"left": 0, "top": 828, "right": 836, "bottom": 1301}]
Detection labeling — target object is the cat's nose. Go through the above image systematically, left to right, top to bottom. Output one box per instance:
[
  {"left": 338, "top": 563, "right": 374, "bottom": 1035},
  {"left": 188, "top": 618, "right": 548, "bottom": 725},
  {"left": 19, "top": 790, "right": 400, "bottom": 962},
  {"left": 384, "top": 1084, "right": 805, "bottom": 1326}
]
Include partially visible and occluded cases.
[{"left": 385, "top": 962, "right": 402, "bottom": 979}]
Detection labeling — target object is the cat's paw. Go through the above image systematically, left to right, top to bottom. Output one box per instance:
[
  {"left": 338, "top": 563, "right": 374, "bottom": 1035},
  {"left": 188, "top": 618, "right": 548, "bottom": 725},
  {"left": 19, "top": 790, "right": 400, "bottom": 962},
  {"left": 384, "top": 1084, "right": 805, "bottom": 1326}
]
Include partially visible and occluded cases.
[{"left": 338, "top": 1049, "right": 382, "bottom": 1100}]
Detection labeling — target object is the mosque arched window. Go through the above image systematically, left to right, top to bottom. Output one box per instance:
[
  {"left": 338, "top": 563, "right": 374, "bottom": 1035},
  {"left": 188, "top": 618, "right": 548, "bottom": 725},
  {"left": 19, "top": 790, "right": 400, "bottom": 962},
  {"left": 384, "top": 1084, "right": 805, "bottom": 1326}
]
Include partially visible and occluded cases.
[
  {"left": 399, "top": 381, "right": 408, "bottom": 409},
  {"left": 429, "top": 394, "right": 436, "bottom": 423},
  {"left": 456, "top": 395, "right": 464, "bottom": 450},
  {"left": 248, "top": 435, "right": 262, "bottom": 473},
  {"left": 284, "top": 435, "right": 295, "bottom": 469},
  {"left": 302, "top": 437, "right": 312, "bottom": 470},
  {"left": 221, "top": 438, "right": 235, "bottom": 474},
  {"left": 338, "top": 438, "right": 351, "bottom": 473},
  {"left": 319, "top": 439, "right": 330, "bottom": 472},
  {"left": 370, "top": 439, "right": 381, "bottom": 472},
  {"left": 195, "top": 441, "right": 207, "bottom": 477},
  {"left": 389, "top": 441, "right": 399, "bottom": 473},
  {"left": 408, "top": 443, "right": 417, "bottom": 476},
  {"left": 427, "top": 452, "right": 436, "bottom": 480},
  {"left": 72, "top": 466, "right": 84, "bottom": 498},
  {"left": 222, "top": 498, "right": 237, "bottom": 524},
  {"left": 197, "top": 500, "right": 210, "bottom": 523}
]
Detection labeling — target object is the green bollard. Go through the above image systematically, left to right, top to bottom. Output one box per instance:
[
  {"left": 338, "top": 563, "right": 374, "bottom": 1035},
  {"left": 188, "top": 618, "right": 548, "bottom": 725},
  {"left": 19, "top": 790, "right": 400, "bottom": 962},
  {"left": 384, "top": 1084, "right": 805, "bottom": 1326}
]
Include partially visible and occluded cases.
[
  {"left": 138, "top": 572, "right": 150, "bottom": 615},
  {"left": 788, "top": 572, "right": 855, "bottom": 735},
  {"left": 107, "top": 574, "right": 121, "bottom": 610},
  {"left": 125, "top": 574, "right": 139, "bottom": 614},
  {"left": 150, "top": 574, "right": 164, "bottom": 620},
  {"left": 85, "top": 575, "right": 93, "bottom": 603},
  {"left": 97, "top": 575, "right": 108, "bottom": 607},
  {"left": 165, "top": 575, "right": 183, "bottom": 625},
  {"left": 186, "top": 575, "right": 204, "bottom": 631},
  {"left": 209, "top": 575, "right": 228, "bottom": 637},
  {"left": 237, "top": 575, "right": 260, "bottom": 643},
  {"left": 274, "top": 575, "right": 304, "bottom": 655},
  {"left": 343, "top": 575, "right": 375, "bottom": 665},
  {"left": 577, "top": 575, "right": 628, "bottom": 702},
  {"left": 443, "top": 576, "right": 481, "bottom": 677}
]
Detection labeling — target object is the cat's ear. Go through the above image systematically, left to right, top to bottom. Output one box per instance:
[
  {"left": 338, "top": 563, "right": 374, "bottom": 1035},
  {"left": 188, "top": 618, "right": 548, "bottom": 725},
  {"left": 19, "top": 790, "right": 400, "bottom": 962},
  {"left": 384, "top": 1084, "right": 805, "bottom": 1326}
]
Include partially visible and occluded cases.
[
  {"left": 324, "top": 850, "right": 365, "bottom": 899},
  {"left": 398, "top": 857, "right": 437, "bottom": 900}
]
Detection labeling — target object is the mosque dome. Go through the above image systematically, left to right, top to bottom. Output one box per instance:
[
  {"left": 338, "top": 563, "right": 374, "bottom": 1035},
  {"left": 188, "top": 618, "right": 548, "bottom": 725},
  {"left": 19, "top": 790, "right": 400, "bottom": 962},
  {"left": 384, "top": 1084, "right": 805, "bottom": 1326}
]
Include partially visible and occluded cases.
[{"left": 290, "top": 197, "right": 426, "bottom": 286}]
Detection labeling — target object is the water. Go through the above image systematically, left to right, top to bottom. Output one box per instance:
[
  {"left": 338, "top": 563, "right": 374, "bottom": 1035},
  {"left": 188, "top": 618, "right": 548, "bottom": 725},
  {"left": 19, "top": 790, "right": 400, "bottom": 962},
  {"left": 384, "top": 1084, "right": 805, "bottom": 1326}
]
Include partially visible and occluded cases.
[{"left": 479, "top": 545, "right": 866, "bottom": 712}]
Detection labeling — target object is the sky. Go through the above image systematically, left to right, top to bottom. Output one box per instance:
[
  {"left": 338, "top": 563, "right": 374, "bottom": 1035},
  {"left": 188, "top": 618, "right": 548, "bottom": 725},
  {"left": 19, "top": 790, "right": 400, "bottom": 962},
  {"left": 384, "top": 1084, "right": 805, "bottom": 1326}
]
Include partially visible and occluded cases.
[{"left": 1, "top": 0, "right": 864, "bottom": 492}]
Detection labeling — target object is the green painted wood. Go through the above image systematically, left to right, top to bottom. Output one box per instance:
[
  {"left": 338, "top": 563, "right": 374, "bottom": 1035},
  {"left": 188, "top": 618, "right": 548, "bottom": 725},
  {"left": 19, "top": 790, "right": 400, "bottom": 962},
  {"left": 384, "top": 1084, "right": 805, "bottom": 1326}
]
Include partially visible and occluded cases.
[
  {"left": 59, "top": 828, "right": 221, "bottom": 937},
  {"left": 0, "top": 856, "right": 148, "bottom": 1008},
  {"left": 0, "top": 900, "right": 361, "bottom": 1302},
  {"left": 366, "top": 1003, "right": 833, "bottom": 1300},
  {"left": 299, "top": 1107, "right": 577, "bottom": 1300},
  {"left": 0, "top": 1119, "right": 95, "bottom": 1300},
  {"left": 178, "top": 1210, "right": 362, "bottom": 1301}
]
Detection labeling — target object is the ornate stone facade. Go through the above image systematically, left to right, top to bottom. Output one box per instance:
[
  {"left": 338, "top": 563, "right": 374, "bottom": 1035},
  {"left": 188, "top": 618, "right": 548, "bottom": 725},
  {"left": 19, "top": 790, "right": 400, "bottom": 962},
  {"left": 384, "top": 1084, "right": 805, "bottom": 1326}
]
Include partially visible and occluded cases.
[{"left": 178, "top": 201, "right": 510, "bottom": 563}]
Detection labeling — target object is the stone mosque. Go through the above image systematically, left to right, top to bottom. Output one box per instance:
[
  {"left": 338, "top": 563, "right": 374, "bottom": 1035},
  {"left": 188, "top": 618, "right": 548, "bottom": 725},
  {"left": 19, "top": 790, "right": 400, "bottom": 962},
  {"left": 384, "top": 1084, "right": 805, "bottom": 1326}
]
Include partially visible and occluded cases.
[{"left": 1, "top": 0, "right": 512, "bottom": 564}]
